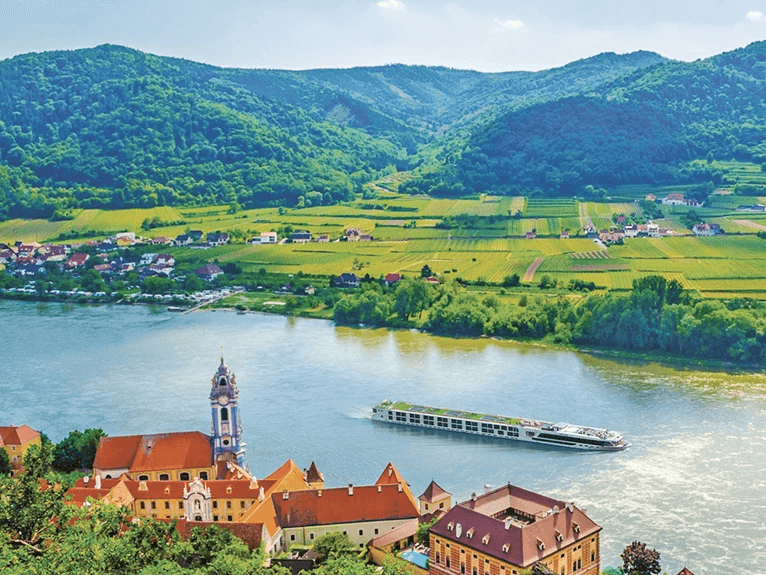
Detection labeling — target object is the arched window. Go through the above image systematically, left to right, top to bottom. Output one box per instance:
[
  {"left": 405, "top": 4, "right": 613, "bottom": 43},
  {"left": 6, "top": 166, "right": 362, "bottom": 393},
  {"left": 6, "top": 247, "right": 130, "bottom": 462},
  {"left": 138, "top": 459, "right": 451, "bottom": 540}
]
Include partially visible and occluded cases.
[
  {"left": 219, "top": 378, "right": 227, "bottom": 386},
  {"left": 221, "top": 407, "right": 229, "bottom": 421},
  {"left": 180, "top": 472, "right": 190, "bottom": 481},
  {"left": 199, "top": 472, "right": 208, "bottom": 480},
  {"left": 159, "top": 474, "right": 169, "bottom": 481},
  {"left": 105, "top": 475, "right": 112, "bottom": 479},
  {"left": 138, "top": 475, "right": 149, "bottom": 481},
  {"left": 194, "top": 515, "right": 202, "bottom": 521}
]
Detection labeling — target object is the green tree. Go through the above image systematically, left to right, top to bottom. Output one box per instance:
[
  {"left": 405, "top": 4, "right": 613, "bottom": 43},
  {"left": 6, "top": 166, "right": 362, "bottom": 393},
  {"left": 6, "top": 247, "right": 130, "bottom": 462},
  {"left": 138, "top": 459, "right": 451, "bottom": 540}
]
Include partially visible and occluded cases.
[
  {"left": 420, "top": 264, "right": 433, "bottom": 278},
  {"left": 502, "top": 273, "right": 520, "bottom": 287},
  {"left": 393, "top": 278, "right": 431, "bottom": 320},
  {"left": 52, "top": 429, "right": 107, "bottom": 473},
  {"left": 0, "top": 448, "right": 11, "bottom": 477},
  {"left": 313, "top": 532, "right": 358, "bottom": 564}
]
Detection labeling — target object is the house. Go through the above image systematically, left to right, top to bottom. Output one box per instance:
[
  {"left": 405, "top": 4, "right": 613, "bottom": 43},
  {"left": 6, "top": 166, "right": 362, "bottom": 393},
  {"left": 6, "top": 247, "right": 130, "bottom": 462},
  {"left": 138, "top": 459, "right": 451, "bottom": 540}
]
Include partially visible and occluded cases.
[
  {"left": 662, "top": 193, "right": 702, "bottom": 207},
  {"left": 645, "top": 194, "right": 657, "bottom": 202},
  {"left": 736, "top": 204, "right": 766, "bottom": 212},
  {"left": 692, "top": 222, "right": 723, "bottom": 236},
  {"left": 622, "top": 224, "right": 638, "bottom": 238},
  {"left": 345, "top": 228, "right": 364, "bottom": 241},
  {"left": 559, "top": 230, "right": 569, "bottom": 239},
  {"left": 598, "top": 230, "right": 623, "bottom": 244},
  {"left": 260, "top": 231, "right": 278, "bottom": 244},
  {"left": 290, "top": 231, "right": 311, "bottom": 243},
  {"left": 524, "top": 231, "right": 536, "bottom": 239},
  {"left": 115, "top": 232, "right": 136, "bottom": 242},
  {"left": 207, "top": 233, "right": 230, "bottom": 247},
  {"left": 174, "top": 234, "right": 194, "bottom": 246},
  {"left": 359, "top": 234, "right": 373, "bottom": 242},
  {"left": 316, "top": 235, "right": 330, "bottom": 243},
  {"left": 115, "top": 236, "right": 133, "bottom": 248},
  {"left": 148, "top": 236, "right": 172, "bottom": 245},
  {"left": 18, "top": 242, "right": 41, "bottom": 257},
  {"left": 40, "top": 244, "right": 68, "bottom": 261},
  {"left": 0, "top": 250, "right": 16, "bottom": 264},
  {"left": 65, "top": 252, "right": 89, "bottom": 269},
  {"left": 140, "top": 253, "right": 158, "bottom": 266},
  {"left": 155, "top": 254, "right": 175, "bottom": 267},
  {"left": 93, "top": 263, "right": 114, "bottom": 274},
  {"left": 195, "top": 263, "right": 224, "bottom": 281},
  {"left": 148, "top": 264, "right": 172, "bottom": 277},
  {"left": 333, "top": 273, "right": 360, "bottom": 288},
  {"left": 384, "top": 273, "right": 401, "bottom": 287},
  {"left": 303, "top": 285, "right": 316, "bottom": 296},
  {"left": 0, "top": 425, "right": 41, "bottom": 472},
  {"left": 92, "top": 431, "right": 216, "bottom": 481},
  {"left": 270, "top": 462, "right": 420, "bottom": 551},
  {"left": 419, "top": 480, "right": 452, "bottom": 515},
  {"left": 428, "top": 484, "right": 602, "bottom": 575},
  {"left": 676, "top": 569, "right": 695, "bottom": 575}
]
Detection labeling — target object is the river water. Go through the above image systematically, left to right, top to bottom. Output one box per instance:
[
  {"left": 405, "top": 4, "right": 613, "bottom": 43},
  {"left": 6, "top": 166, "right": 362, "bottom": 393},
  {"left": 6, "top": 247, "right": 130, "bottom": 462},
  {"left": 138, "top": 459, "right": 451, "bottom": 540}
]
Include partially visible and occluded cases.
[{"left": 1, "top": 300, "right": 764, "bottom": 573}]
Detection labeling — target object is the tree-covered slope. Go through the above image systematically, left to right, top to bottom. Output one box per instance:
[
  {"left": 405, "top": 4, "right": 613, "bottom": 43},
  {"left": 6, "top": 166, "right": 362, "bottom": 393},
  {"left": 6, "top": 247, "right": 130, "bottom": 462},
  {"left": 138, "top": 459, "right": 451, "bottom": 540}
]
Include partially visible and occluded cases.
[
  {"left": 403, "top": 41, "right": 766, "bottom": 196},
  {"left": 0, "top": 45, "right": 406, "bottom": 218}
]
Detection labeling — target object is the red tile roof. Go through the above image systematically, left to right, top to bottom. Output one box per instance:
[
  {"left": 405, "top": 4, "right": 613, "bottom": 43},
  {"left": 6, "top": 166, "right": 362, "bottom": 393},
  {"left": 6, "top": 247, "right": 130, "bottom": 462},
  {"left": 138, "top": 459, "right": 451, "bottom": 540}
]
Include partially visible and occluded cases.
[
  {"left": 0, "top": 425, "right": 40, "bottom": 447},
  {"left": 92, "top": 432, "right": 212, "bottom": 473},
  {"left": 419, "top": 480, "right": 450, "bottom": 503},
  {"left": 273, "top": 483, "right": 419, "bottom": 528}
]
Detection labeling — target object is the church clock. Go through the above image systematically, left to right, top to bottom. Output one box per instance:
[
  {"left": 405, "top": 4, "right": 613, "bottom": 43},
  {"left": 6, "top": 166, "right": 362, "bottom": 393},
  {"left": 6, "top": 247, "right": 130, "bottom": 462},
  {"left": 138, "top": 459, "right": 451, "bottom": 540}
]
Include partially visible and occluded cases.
[{"left": 209, "top": 357, "right": 245, "bottom": 465}]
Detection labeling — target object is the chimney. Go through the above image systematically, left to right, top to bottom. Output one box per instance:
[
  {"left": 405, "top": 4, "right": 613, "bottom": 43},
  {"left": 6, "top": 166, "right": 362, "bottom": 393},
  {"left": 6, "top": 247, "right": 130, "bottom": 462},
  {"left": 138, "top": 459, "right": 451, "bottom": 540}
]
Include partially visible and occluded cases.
[
  {"left": 95, "top": 475, "right": 101, "bottom": 490},
  {"left": 83, "top": 476, "right": 90, "bottom": 485},
  {"left": 397, "top": 482, "right": 402, "bottom": 493},
  {"left": 348, "top": 484, "right": 353, "bottom": 496},
  {"left": 484, "top": 484, "right": 492, "bottom": 493},
  {"left": 377, "top": 485, "right": 382, "bottom": 493},
  {"left": 258, "top": 486, "right": 265, "bottom": 501},
  {"left": 282, "top": 489, "right": 289, "bottom": 500},
  {"left": 317, "top": 490, "right": 322, "bottom": 497},
  {"left": 471, "top": 492, "right": 477, "bottom": 501},
  {"left": 504, "top": 517, "right": 512, "bottom": 530}
]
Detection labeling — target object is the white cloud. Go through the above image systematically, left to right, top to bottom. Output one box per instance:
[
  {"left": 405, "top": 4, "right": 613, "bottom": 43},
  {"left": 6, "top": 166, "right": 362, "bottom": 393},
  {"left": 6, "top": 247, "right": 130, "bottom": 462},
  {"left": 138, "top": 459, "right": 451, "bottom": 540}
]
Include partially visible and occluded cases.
[
  {"left": 377, "top": 0, "right": 405, "bottom": 11},
  {"left": 746, "top": 11, "right": 764, "bottom": 21},
  {"left": 494, "top": 18, "right": 524, "bottom": 32}
]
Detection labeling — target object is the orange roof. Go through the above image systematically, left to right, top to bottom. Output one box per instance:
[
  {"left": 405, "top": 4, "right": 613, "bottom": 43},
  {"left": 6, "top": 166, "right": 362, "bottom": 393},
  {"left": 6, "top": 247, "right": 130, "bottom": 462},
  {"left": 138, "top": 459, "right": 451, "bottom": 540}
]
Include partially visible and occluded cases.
[
  {"left": 0, "top": 425, "right": 40, "bottom": 447},
  {"left": 92, "top": 432, "right": 212, "bottom": 473},
  {"left": 238, "top": 459, "right": 312, "bottom": 537},
  {"left": 305, "top": 461, "right": 324, "bottom": 484},
  {"left": 375, "top": 462, "right": 418, "bottom": 509},
  {"left": 419, "top": 480, "right": 450, "bottom": 502},
  {"left": 273, "top": 484, "right": 419, "bottom": 528},
  {"left": 176, "top": 519, "right": 265, "bottom": 550}
]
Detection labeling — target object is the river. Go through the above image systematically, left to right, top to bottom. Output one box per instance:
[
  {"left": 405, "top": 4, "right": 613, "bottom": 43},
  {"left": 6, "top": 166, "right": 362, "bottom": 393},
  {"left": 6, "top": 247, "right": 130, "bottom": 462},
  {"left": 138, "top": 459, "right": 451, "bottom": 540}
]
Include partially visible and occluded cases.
[{"left": 1, "top": 300, "right": 764, "bottom": 573}]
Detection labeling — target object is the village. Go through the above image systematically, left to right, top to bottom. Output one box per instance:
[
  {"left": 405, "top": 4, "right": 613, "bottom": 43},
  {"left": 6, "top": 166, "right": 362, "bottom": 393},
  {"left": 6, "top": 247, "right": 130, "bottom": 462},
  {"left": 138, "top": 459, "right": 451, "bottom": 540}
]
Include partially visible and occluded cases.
[{"left": 1, "top": 359, "right": 696, "bottom": 575}]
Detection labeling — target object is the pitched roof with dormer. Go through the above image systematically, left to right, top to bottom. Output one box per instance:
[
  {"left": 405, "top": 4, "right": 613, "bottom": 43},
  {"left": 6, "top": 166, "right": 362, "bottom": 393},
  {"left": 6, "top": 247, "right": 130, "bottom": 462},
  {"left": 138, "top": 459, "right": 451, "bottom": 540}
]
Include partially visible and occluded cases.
[
  {"left": 92, "top": 431, "right": 212, "bottom": 474},
  {"left": 376, "top": 462, "right": 418, "bottom": 509},
  {"left": 273, "top": 483, "right": 420, "bottom": 528},
  {"left": 431, "top": 484, "right": 601, "bottom": 568}
]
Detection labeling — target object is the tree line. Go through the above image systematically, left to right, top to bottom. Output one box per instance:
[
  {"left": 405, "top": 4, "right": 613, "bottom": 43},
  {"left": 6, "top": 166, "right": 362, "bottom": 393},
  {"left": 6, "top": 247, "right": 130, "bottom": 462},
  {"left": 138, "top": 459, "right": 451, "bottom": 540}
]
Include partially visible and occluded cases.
[{"left": 333, "top": 275, "right": 766, "bottom": 364}]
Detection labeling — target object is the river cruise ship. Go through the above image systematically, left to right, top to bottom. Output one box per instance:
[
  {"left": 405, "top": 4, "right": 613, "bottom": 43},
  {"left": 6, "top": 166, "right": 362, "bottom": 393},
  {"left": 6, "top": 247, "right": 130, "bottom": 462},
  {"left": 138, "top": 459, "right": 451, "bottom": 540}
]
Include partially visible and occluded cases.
[{"left": 371, "top": 400, "right": 628, "bottom": 451}]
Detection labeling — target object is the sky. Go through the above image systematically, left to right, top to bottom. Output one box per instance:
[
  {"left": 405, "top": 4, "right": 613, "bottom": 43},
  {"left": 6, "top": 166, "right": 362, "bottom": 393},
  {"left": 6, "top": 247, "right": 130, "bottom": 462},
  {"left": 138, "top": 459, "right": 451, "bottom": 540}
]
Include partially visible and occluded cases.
[{"left": 0, "top": 0, "right": 763, "bottom": 72}]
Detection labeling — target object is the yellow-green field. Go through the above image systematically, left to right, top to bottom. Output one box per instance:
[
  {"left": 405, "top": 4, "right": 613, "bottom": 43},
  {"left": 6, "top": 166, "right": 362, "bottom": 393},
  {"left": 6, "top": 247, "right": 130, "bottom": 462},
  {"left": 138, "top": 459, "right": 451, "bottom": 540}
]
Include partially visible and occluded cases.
[{"left": 2, "top": 192, "right": 766, "bottom": 299}]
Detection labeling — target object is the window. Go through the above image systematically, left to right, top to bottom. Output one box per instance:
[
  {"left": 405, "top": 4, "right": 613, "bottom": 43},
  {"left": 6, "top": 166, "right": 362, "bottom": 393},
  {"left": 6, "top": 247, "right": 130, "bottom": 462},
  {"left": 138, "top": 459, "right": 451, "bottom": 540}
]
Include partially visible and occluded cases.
[
  {"left": 219, "top": 378, "right": 226, "bottom": 386},
  {"left": 221, "top": 407, "right": 229, "bottom": 421},
  {"left": 451, "top": 419, "right": 463, "bottom": 429},
  {"left": 199, "top": 471, "right": 208, "bottom": 480},
  {"left": 180, "top": 472, "right": 190, "bottom": 481},
  {"left": 159, "top": 474, "right": 169, "bottom": 481},
  {"left": 138, "top": 475, "right": 149, "bottom": 481},
  {"left": 151, "top": 501, "right": 156, "bottom": 509},
  {"left": 164, "top": 501, "right": 170, "bottom": 509},
  {"left": 213, "top": 501, "right": 218, "bottom": 508},
  {"left": 227, "top": 501, "right": 231, "bottom": 508},
  {"left": 240, "top": 501, "right": 245, "bottom": 508},
  {"left": 140, "top": 502, "right": 145, "bottom": 509},
  {"left": 178, "top": 502, "right": 183, "bottom": 509},
  {"left": 440, "top": 502, "right": 444, "bottom": 508},
  {"left": 214, "top": 515, "right": 218, "bottom": 521},
  {"left": 227, "top": 515, "right": 232, "bottom": 521},
  {"left": 359, "top": 529, "right": 364, "bottom": 536},
  {"left": 374, "top": 529, "right": 379, "bottom": 535},
  {"left": 343, "top": 531, "right": 347, "bottom": 535},
  {"left": 310, "top": 533, "right": 314, "bottom": 540},
  {"left": 290, "top": 534, "right": 296, "bottom": 541},
  {"left": 591, "top": 551, "right": 595, "bottom": 562},
  {"left": 436, "top": 553, "right": 441, "bottom": 564},
  {"left": 446, "top": 557, "right": 451, "bottom": 568},
  {"left": 461, "top": 564, "right": 466, "bottom": 574},
  {"left": 473, "top": 568, "right": 478, "bottom": 575}
]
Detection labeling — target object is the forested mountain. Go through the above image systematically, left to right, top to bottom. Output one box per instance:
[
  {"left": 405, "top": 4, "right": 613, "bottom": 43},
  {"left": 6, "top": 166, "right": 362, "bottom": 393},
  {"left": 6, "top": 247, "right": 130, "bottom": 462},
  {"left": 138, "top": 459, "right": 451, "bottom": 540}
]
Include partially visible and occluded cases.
[
  {"left": 403, "top": 41, "right": 766, "bottom": 196},
  {"left": 0, "top": 42, "right": 762, "bottom": 218}
]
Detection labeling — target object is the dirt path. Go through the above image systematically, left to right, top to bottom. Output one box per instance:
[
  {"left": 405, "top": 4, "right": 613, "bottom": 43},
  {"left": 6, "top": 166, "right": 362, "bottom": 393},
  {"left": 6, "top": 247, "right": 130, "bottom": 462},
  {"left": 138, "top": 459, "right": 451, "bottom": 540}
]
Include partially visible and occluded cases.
[
  {"left": 578, "top": 202, "right": 593, "bottom": 229},
  {"left": 732, "top": 219, "right": 766, "bottom": 231},
  {"left": 523, "top": 257, "right": 544, "bottom": 283}
]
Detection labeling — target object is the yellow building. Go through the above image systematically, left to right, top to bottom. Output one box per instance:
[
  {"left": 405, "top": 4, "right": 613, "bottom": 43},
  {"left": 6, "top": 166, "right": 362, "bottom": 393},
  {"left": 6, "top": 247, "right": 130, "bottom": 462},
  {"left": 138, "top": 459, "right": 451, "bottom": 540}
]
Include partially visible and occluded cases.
[
  {"left": 0, "top": 425, "right": 41, "bottom": 473},
  {"left": 419, "top": 480, "right": 452, "bottom": 515},
  {"left": 428, "top": 484, "right": 601, "bottom": 575}
]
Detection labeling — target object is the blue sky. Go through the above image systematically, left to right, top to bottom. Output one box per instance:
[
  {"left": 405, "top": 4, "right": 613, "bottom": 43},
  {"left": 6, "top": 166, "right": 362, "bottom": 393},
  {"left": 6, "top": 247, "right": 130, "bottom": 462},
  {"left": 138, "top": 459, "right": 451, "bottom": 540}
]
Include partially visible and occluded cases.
[{"left": 0, "top": 0, "right": 764, "bottom": 71}]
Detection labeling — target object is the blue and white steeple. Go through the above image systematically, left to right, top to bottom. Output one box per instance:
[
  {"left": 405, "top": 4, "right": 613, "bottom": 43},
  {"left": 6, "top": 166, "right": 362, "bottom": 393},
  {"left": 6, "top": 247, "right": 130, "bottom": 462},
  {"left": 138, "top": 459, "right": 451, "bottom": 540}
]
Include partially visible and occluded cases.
[{"left": 210, "top": 357, "right": 245, "bottom": 465}]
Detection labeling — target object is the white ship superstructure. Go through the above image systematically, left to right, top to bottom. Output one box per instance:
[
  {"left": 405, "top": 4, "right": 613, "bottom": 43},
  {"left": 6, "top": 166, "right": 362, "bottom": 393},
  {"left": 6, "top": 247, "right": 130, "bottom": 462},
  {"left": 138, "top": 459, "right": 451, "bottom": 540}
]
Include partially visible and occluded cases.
[{"left": 371, "top": 400, "right": 628, "bottom": 451}]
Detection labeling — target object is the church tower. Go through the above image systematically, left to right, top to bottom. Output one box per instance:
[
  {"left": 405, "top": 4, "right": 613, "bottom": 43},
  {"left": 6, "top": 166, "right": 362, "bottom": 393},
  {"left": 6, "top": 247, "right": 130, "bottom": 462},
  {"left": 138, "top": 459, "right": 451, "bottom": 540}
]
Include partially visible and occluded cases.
[{"left": 210, "top": 357, "right": 245, "bottom": 466}]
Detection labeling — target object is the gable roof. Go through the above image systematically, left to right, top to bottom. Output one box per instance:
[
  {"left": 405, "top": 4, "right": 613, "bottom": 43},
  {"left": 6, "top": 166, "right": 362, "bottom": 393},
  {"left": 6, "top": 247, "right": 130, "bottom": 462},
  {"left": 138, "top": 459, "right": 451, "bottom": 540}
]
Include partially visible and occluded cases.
[
  {"left": 0, "top": 425, "right": 40, "bottom": 447},
  {"left": 92, "top": 432, "right": 212, "bottom": 473},
  {"left": 305, "top": 461, "right": 324, "bottom": 484},
  {"left": 375, "top": 462, "right": 419, "bottom": 509},
  {"left": 419, "top": 480, "right": 450, "bottom": 503},
  {"left": 273, "top": 483, "right": 420, "bottom": 528}
]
